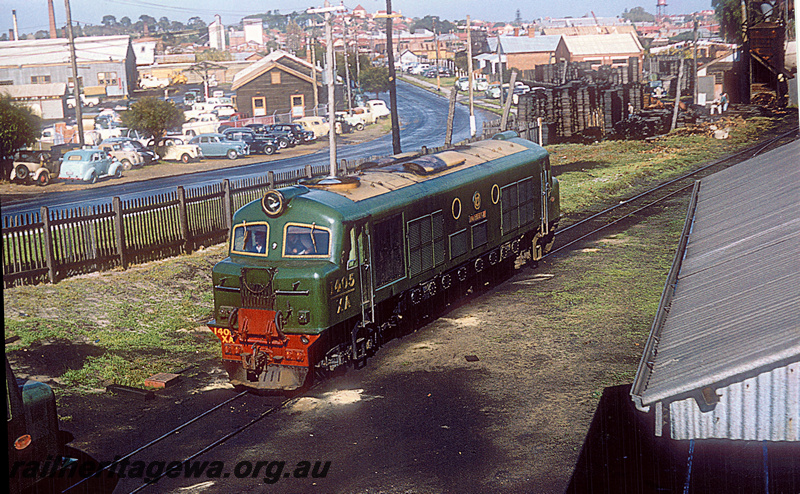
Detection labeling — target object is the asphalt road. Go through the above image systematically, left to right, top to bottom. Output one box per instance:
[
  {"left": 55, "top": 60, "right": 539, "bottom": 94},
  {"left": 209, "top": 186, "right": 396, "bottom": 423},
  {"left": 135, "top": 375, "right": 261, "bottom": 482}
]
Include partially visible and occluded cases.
[{"left": 1, "top": 81, "right": 493, "bottom": 218}]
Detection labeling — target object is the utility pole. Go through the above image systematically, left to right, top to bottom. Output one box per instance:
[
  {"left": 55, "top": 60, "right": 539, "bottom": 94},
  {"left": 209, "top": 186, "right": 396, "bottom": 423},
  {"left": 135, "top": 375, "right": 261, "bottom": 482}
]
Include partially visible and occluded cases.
[
  {"left": 64, "top": 0, "right": 84, "bottom": 146},
  {"left": 382, "top": 0, "right": 402, "bottom": 154},
  {"left": 308, "top": 1, "right": 345, "bottom": 177},
  {"left": 693, "top": 13, "right": 698, "bottom": 104},
  {"left": 343, "top": 14, "right": 352, "bottom": 112},
  {"left": 466, "top": 15, "right": 475, "bottom": 137},
  {"left": 435, "top": 17, "right": 441, "bottom": 92}
]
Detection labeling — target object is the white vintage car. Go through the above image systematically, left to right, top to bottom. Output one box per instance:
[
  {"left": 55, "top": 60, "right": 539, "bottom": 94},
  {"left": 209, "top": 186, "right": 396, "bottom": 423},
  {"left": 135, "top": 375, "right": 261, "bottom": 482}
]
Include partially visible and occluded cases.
[
  {"left": 366, "top": 100, "right": 391, "bottom": 119},
  {"left": 182, "top": 113, "right": 220, "bottom": 137},
  {"left": 153, "top": 137, "right": 203, "bottom": 163}
]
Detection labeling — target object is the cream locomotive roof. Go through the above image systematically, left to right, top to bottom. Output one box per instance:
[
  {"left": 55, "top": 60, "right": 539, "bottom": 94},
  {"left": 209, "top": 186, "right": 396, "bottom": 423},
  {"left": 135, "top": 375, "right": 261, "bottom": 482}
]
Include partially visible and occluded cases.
[{"left": 319, "top": 139, "right": 533, "bottom": 203}]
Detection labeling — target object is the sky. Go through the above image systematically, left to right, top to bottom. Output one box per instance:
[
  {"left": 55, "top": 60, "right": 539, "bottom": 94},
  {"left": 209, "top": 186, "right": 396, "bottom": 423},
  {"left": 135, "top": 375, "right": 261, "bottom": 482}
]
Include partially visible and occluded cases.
[{"left": 1, "top": 0, "right": 714, "bottom": 39}]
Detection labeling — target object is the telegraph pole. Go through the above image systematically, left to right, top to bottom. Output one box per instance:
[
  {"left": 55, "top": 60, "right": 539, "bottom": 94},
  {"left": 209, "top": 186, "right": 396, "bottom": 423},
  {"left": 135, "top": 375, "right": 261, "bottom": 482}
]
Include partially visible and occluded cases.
[
  {"left": 64, "top": 0, "right": 84, "bottom": 145},
  {"left": 380, "top": 0, "right": 402, "bottom": 154},
  {"left": 308, "top": 1, "right": 345, "bottom": 177},
  {"left": 466, "top": 15, "right": 475, "bottom": 136}
]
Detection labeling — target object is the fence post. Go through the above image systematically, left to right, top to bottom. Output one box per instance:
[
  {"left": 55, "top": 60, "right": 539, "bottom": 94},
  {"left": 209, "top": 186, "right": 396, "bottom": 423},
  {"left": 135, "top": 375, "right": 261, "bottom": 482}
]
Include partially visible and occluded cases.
[
  {"left": 339, "top": 159, "right": 348, "bottom": 176},
  {"left": 304, "top": 164, "right": 313, "bottom": 179},
  {"left": 268, "top": 171, "right": 275, "bottom": 189},
  {"left": 222, "top": 179, "right": 233, "bottom": 234},
  {"left": 177, "top": 186, "right": 192, "bottom": 254},
  {"left": 112, "top": 197, "right": 128, "bottom": 270},
  {"left": 40, "top": 206, "right": 56, "bottom": 284}
]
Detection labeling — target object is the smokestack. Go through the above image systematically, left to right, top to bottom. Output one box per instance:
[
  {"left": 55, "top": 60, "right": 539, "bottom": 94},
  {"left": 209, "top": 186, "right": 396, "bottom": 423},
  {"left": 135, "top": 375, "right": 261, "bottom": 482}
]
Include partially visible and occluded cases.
[
  {"left": 48, "top": 0, "right": 57, "bottom": 38},
  {"left": 12, "top": 9, "right": 19, "bottom": 40},
  {"left": 9, "top": 29, "right": 14, "bottom": 41}
]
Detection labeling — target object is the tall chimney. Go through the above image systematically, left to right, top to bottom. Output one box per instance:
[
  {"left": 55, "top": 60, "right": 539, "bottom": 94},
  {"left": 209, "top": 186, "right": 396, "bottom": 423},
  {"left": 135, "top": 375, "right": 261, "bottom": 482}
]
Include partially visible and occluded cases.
[
  {"left": 48, "top": 0, "right": 57, "bottom": 38},
  {"left": 12, "top": 10, "right": 19, "bottom": 40}
]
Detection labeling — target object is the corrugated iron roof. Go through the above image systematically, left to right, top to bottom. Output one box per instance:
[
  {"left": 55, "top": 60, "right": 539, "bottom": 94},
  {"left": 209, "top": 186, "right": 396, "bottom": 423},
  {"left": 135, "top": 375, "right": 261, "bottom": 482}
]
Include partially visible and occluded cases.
[
  {"left": 560, "top": 33, "right": 643, "bottom": 56},
  {"left": 493, "top": 35, "right": 562, "bottom": 54},
  {"left": 0, "top": 36, "right": 131, "bottom": 67},
  {"left": 0, "top": 82, "right": 67, "bottom": 98},
  {"left": 632, "top": 140, "right": 800, "bottom": 412}
]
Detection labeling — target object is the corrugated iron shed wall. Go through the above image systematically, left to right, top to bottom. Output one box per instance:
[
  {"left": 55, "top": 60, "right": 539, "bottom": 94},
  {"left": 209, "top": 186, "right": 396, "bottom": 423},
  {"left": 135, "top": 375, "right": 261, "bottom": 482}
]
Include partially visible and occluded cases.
[{"left": 632, "top": 140, "right": 800, "bottom": 441}]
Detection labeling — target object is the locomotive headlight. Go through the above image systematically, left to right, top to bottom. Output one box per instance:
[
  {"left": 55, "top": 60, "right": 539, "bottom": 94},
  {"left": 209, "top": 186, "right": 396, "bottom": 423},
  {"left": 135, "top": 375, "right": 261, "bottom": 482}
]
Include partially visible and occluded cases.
[{"left": 301, "top": 336, "right": 310, "bottom": 344}]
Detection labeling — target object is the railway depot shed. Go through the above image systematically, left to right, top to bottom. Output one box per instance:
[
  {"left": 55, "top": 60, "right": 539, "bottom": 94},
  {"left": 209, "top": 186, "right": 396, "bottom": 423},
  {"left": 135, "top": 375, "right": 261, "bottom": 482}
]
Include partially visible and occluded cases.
[{"left": 630, "top": 140, "right": 800, "bottom": 442}]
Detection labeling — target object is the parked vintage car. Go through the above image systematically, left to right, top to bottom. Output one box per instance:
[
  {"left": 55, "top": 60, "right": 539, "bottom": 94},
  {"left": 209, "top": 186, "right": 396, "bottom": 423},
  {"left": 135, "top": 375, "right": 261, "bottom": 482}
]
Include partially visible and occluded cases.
[
  {"left": 366, "top": 100, "right": 391, "bottom": 119},
  {"left": 351, "top": 106, "right": 377, "bottom": 125},
  {"left": 335, "top": 111, "right": 366, "bottom": 131},
  {"left": 182, "top": 113, "right": 220, "bottom": 137},
  {"left": 294, "top": 116, "right": 330, "bottom": 139},
  {"left": 261, "top": 123, "right": 314, "bottom": 147},
  {"left": 222, "top": 127, "right": 277, "bottom": 155},
  {"left": 188, "top": 133, "right": 249, "bottom": 159},
  {"left": 153, "top": 136, "right": 203, "bottom": 163},
  {"left": 103, "top": 137, "right": 158, "bottom": 165},
  {"left": 99, "top": 140, "right": 144, "bottom": 170},
  {"left": 58, "top": 148, "right": 123, "bottom": 184},
  {"left": 10, "top": 149, "right": 58, "bottom": 186}
]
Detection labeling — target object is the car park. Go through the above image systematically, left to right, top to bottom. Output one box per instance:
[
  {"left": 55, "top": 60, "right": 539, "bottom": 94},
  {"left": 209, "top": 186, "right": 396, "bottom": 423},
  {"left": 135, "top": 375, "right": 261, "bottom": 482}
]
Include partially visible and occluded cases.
[
  {"left": 222, "top": 127, "right": 277, "bottom": 155},
  {"left": 188, "top": 133, "right": 249, "bottom": 159},
  {"left": 152, "top": 136, "right": 203, "bottom": 163},
  {"left": 98, "top": 140, "right": 144, "bottom": 170},
  {"left": 58, "top": 148, "right": 123, "bottom": 183},
  {"left": 10, "top": 149, "right": 58, "bottom": 186}
]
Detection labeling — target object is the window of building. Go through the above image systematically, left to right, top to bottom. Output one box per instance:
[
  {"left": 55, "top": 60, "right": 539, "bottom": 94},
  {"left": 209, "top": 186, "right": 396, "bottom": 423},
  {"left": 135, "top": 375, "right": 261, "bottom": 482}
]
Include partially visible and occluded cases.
[
  {"left": 271, "top": 71, "right": 281, "bottom": 84},
  {"left": 97, "top": 72, "right": 118, "bottom": 86},
  {"left": 30, "top": 75, "right": 51, "bottom": 84}
]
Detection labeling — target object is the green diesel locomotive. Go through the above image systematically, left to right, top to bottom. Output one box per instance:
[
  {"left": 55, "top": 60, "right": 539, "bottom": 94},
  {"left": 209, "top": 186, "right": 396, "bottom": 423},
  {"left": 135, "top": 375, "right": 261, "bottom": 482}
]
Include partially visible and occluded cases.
[{"left": 208, "top": 132, "right": 560, "bottom": 390}]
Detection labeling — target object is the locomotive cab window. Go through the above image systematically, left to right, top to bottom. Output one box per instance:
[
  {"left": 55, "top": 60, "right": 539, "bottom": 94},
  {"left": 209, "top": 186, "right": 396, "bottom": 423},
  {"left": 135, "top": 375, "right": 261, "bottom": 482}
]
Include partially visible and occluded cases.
[
  {"left": 231, "top": 223, "right": 269, "bottom": 255},
  {"left": 283, "top": 223, "right": 331, "bottom": 258}
]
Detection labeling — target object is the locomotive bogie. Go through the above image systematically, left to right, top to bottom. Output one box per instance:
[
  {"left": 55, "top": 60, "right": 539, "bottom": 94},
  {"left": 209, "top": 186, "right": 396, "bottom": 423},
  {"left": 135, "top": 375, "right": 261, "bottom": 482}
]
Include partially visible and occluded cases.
[{"left": 210, "top": 133, "right": 560, "bottom": 390}]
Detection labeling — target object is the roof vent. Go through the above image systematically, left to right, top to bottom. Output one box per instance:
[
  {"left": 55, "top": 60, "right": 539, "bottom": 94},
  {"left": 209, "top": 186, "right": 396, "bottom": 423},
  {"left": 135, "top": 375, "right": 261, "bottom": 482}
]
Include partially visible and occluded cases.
[{"left": 299, "top": 176, "right": 360, "bottom": 190}]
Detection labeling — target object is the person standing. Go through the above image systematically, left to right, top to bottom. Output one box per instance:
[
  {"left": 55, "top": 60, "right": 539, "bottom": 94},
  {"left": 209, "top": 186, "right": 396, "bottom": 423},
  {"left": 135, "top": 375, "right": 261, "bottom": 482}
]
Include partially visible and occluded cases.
[{"left": 720, "top": 92, "right": 729, "bottom": 113}]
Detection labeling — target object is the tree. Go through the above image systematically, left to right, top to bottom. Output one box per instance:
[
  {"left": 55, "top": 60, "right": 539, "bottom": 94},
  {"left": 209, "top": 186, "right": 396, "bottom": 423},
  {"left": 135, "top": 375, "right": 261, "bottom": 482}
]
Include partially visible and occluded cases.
[
  {"left": 713, "top": 0, "right": 744, "bottom": 43},
  {"left": 621, "top": 7, "right": 655, "bottom": 23},
  {"left": 102, "top": 15, "right": 117, "bottom": 27},
  {"left": 120, "top": 16, "right": 131, "bottom": 28},
  {"left": 187, "top": 17, "right": 206, "bottom": 29},
  {"left": 359, "top": 66, "right": 390, "bottom": 98},
  {"left": 0, "top": 96, "right": 41, "bottom": 179},
  {"left": 120, "top": 97, "right": 184, "bottom": 144}
]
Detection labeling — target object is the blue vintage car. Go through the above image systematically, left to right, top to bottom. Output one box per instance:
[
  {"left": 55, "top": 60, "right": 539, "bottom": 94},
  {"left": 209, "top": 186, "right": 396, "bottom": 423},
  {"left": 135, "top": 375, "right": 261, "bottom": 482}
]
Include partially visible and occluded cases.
[
  {"left": 189, "top": 133, "right": 249, "bottom": 159},
  {"left": 58, "top": 148, "right": 123, "bottom": 183}
]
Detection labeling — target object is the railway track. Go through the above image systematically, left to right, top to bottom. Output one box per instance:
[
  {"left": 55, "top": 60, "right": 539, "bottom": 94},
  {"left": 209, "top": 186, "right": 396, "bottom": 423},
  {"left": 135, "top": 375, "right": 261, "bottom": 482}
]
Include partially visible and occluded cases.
[
  {"left": 61, "top": 130, "right": 797, "bottom": 494},
  {"left": 547, "top": 130, "right": 798, "bottom": 257},
  {"left": 61, "top": 385, "right": 318, "bottom": 493}
]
